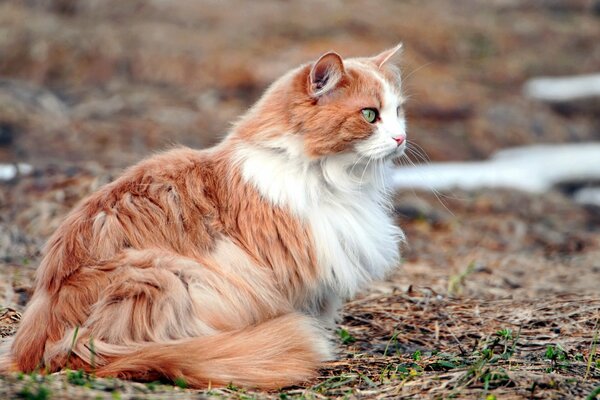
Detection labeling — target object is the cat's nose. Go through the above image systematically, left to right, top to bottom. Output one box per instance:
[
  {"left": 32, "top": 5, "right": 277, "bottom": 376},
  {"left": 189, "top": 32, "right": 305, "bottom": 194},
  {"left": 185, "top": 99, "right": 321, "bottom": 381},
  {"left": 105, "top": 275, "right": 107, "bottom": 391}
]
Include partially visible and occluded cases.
[{"left": 393, "top": 136, "right": 405, "bottom": 145}]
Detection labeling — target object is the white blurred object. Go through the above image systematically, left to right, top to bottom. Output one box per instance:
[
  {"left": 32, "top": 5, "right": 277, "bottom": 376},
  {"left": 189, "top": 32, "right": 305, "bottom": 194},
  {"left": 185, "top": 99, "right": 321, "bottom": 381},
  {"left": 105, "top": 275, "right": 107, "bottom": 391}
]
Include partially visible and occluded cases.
[
  {"left": 524, "top": 74, "right": 600, "bottom": 102},
  {"left": 393, "top": 143, "right": 600, "bottom": 193},
  {"left": 0, "top": 163, "right": 33, "bottom": 181},
  {"left": 574, "top": 187, "right": 600, "bottom": 207}
]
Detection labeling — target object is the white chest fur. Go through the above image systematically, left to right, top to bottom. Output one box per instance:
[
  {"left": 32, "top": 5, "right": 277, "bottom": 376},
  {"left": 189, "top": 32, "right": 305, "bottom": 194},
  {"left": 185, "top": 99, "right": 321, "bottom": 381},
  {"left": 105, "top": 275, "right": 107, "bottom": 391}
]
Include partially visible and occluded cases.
[
  {"left": 235, "top": 141, "right": 403, "bottom": 299},
  {"left": 307, "top": 185, "right": 402, "bottom": 298}
]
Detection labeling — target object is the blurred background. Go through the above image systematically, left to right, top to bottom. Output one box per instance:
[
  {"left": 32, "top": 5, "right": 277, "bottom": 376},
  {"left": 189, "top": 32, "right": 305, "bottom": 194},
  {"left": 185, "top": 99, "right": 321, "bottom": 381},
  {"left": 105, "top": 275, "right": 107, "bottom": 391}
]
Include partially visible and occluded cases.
[
  {"left": 1, "top": 0, "right": 600, "bottom": 303},
  {"left": 1, "top": 0, "right": 599, "bottom": 167}
]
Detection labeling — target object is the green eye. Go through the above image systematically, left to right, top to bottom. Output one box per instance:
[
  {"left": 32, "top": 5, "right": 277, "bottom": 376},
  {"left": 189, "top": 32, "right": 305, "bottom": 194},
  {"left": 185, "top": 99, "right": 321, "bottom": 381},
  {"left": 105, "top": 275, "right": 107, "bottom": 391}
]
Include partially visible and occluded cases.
[{"left": 361, "top": 108, "right": 378, "bottom": 123}]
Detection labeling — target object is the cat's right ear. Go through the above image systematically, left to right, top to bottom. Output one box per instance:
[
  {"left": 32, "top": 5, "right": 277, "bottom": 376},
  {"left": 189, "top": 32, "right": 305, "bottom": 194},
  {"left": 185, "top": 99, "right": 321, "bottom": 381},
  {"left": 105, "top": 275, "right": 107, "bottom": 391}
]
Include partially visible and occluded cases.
[{"left": 308, "top": 52, "right": 345, "bottom": 97}]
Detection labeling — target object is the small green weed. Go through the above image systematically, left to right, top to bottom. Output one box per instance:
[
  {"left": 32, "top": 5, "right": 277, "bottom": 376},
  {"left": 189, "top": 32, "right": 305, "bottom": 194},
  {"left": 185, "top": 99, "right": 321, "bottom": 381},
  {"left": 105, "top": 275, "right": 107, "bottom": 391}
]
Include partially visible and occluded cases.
[
  {"left": 447, "top": 261, "right": 476, "bottom": 296},
  {"left": 585, "top": 319, "right": 599, "bottom": 381},
  {"left": 65, "top": 326, "right": 80, "bottom": 370},
  {"left": 496, "top": 327, "right": 519, "bottom": 359},
  {"left": 337, "top": 328, "right": 356, "bottom": 345},
  {"left": 383, "top": 330, "right": 400, "bottom": 356},
  {"left": 545, "top": 344, "right": 569, "bottom": 373},
  {"left": 412, "top": 349, "right": 422, "bottom": 361},
  {"left": 426, "top": 352, "right": 462, "bottom": 371},
  {"left": 380, "top": 363, "right": 422, "bottom": 383},
  {"left": 66, "top": 369, "right": 87, "bottom": 386},
  {"left": 312, "top": 374, "right": 357, "bottom": 393},
  {"left": 174, "top": 377, "right": 188, "bottom": 389},
  {"left": 17, "top": 384, "right": 51, "bottom": 400},
  {"left": 587, "top": 385, "right": 600, "bottom": 400}
]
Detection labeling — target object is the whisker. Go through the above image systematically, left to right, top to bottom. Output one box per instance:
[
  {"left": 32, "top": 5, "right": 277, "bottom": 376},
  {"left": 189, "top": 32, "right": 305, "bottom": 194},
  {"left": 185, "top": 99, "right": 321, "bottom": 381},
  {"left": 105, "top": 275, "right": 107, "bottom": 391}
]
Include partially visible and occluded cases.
[
  {"left": 402, "top": 62, "right": 433, "bottom": 85},
  {"left": 407, "top": 141, "right": 432, "bottom": 164},
  {"left": 406, "top": 144, "right": 428, "bottom": 164},
  {"left": 405, "top": 147, "right": 423, "bottom": 163},
  {"left": 406, "top": 147, "right": 466, "bottom": 203},
  {"left": 399, "top": 150, "right": 456, "bottom": 217},
  {"left": 349, "top": 154, "right": 368, "bottom": 177},
  {"left": 359, "top": 156, "right": 373, "bottom": 188}
]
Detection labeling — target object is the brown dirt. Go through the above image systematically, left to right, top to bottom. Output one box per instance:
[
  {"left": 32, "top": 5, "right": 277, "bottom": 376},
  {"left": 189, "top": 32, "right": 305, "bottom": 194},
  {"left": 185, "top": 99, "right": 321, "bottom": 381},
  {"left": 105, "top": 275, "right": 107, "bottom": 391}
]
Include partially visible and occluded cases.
[{"left": 1, "top": 0, "right": 599, "bottom": 398}]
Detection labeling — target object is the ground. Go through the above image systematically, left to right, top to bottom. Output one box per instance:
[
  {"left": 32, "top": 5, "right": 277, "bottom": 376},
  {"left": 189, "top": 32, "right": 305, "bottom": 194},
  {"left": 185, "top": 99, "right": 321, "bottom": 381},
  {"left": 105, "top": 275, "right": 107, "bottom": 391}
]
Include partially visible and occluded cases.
[{"left": 1, "top": 0, "right": 599, "bottom": 398}]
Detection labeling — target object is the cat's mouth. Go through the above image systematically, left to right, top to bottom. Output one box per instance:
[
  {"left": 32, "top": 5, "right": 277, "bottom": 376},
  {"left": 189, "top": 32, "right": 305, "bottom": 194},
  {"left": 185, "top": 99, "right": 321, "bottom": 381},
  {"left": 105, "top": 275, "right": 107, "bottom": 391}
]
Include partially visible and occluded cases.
[
  {"left": 382, "top": 141, "right": 407, "bottom": 161},
  {"left": 393, "top": 141, "right": 407, "bottom": 156},
  {"left": 351, "top": 144, "right": 406, "bottom": 166}
]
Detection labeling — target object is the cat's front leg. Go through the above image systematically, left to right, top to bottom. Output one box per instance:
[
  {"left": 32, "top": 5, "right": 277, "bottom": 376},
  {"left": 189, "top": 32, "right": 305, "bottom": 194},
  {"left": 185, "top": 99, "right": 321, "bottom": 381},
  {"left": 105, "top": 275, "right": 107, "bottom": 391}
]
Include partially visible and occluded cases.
[{"left": 317, "top": 292, "right": 343, "bottom": 331}]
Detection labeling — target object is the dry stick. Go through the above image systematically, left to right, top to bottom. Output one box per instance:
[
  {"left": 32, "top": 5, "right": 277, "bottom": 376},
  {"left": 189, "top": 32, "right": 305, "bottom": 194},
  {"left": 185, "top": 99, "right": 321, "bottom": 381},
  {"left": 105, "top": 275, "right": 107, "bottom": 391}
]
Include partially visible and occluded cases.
[{"left": 440, "top": 311, "right": 467, "bottom": 356}]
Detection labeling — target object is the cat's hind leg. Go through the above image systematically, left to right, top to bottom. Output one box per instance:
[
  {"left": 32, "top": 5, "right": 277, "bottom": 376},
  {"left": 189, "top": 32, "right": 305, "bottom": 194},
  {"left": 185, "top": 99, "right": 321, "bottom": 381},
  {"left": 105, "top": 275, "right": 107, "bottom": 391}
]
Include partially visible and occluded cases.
[{"left": 42, "top": 248, "right": 331, "bottom": 388}]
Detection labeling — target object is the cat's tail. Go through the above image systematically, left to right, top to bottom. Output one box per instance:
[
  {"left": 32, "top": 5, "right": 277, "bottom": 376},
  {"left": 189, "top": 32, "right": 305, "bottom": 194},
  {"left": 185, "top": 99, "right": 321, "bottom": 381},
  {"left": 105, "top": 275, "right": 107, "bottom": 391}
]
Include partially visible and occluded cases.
[
  {"left": 1, "top": 291, "right": 51, "bottom": 374},
  {"left": 92, "top": 313, "right": 331, "bottom": 389},
  {"left": 0, "top": 338, "right": 16, "bottom": 374}
]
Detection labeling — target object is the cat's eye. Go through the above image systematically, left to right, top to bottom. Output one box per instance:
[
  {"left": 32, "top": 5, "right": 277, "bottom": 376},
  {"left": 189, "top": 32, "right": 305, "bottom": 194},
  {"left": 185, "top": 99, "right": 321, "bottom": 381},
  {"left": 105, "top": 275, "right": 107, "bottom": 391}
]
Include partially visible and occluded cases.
[{"left": 361, "top": 108, "right": 378, "bottom": 123}]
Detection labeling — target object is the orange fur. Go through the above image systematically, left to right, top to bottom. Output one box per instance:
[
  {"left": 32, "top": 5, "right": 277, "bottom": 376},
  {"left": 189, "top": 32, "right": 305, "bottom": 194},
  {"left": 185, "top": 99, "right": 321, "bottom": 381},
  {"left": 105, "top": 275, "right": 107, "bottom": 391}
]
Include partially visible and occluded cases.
[{"left": 2, "top": 46, "right": 405, "bottom": 388}]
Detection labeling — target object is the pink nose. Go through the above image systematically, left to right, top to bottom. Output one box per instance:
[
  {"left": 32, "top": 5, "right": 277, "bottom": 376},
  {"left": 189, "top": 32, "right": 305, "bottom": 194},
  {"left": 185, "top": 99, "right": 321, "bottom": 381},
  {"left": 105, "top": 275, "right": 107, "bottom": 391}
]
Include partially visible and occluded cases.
[{"left": 393, "top": 136, "right": 405, "bottom": 145}]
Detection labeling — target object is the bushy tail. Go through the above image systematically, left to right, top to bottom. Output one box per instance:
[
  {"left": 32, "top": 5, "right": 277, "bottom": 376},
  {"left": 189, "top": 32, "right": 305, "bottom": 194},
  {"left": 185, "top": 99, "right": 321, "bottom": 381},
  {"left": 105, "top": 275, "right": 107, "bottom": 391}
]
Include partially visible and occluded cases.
[
  {"left": 1, "top": 291, "right": 51, "bottom": 373},
  {"left": 94, "top": 313, "right": 330, "bottom": 389},
  {"left": 0, "top": 338, "right": 15, "bottom": 374}
]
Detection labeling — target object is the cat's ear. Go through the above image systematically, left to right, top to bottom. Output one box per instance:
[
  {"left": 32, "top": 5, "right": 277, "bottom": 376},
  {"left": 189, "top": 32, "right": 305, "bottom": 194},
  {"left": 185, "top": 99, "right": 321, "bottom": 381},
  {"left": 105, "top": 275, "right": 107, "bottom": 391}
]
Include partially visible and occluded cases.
[
  {"left": 372, "top": 43, "right": 403, "bottom": 69},
  {"left": 309, "top": 52, "right": 345, "bottom": 97}
]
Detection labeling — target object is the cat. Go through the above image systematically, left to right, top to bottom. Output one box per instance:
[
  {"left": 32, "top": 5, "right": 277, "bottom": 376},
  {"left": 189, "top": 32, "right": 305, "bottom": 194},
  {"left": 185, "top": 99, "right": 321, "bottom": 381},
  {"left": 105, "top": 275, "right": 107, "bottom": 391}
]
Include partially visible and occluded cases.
[{"left": 0, "top": 44, "right": 407, "bottom": 389}]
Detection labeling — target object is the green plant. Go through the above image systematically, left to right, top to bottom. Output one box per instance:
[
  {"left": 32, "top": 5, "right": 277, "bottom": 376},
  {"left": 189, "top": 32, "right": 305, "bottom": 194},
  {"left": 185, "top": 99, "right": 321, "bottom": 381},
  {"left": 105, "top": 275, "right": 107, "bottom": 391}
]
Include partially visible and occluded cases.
[
  {"left": 448, "top": 261, "right": 476, "bottom": 296},
  {"left": 65, "top": 326, "right": 80, "bottom": 370},
  {"left": 496, "top": 327, "right": 520, "bottom": 360},
  {"left": 337, "top": 328, "right": 356, "bottom": 345},
  {"left": 496, "top": 328, "right": 512, "bottom": 341},
  {"left": 383, "top": 330, "right": 400, "bottom": 356},
  {"left": 545, "top": 344, "right": 569, "bottom": 373},
  {"left": 412, "top": 349, "right": 422, "bottom": 361},
  {"left": 380, "top": 363, "right": 422, "bottom": 383},
  {"left": 66, "top": 369, "right": 87, "bottom": 386},
  {"left": 311, "top": 374, "right": 357, "bottom": 393},
  {"left": 174, "top": 377, "right": 187, "bottom": 389},
  {"left": 17, "top": 384, "right": 51, "bottom": 400},
  {"left": 587, "top": 385, "right": 600, "bottom": 400}
]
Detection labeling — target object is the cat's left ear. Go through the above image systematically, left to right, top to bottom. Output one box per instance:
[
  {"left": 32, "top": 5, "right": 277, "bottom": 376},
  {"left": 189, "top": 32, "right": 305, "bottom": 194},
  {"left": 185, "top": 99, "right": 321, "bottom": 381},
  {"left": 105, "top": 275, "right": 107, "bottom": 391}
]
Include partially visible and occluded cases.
[
  {"left": 372, "top": 43, "right": 403, "bottom": 69},
  {"left": 309, "top": 51, "right": 345, "bottom": 97}
]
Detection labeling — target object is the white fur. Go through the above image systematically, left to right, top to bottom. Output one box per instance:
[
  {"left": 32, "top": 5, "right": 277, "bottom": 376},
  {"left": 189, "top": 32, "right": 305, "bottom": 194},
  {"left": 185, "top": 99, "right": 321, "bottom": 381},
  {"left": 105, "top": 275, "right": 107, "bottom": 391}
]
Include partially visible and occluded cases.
[
  {"left": 233, "top": 59, "right": 407, "bottom": 318},
  {"left": 235, "top": 135, "right": 404, "bottom": 305}
]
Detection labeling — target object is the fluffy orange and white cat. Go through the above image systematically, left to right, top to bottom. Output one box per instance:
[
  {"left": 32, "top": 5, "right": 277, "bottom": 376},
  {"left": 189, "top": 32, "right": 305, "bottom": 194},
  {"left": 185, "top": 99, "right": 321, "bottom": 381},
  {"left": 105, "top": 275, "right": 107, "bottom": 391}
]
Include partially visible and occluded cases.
[{"left": 0, "top": 44, "right": 407, "bottom": 388}]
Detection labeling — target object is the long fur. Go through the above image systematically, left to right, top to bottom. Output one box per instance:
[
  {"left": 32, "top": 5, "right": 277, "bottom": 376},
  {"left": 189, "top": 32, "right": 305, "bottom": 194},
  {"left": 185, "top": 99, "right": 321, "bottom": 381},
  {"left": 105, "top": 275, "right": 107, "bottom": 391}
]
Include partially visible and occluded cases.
[{"left": 1, "top": 45, "right": 406, "bottom": 388}]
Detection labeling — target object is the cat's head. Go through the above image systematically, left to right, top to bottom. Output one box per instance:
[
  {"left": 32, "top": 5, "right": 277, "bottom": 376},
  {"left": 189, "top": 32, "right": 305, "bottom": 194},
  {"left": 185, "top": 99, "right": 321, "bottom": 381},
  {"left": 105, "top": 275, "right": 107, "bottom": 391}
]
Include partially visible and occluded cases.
[{"left": 235, "top": 44, "right": 407, "bottom": 163}]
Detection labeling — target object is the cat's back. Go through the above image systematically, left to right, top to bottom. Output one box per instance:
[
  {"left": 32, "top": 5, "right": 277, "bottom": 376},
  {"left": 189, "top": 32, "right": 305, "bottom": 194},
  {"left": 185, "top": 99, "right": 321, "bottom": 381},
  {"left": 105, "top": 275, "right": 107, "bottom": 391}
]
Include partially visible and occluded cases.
[
  {"left": 37, "top": 146, "right": 224, "bottom": 290},
  {"left": 78, "top": 146, "right": 215, "bottom": 228}
]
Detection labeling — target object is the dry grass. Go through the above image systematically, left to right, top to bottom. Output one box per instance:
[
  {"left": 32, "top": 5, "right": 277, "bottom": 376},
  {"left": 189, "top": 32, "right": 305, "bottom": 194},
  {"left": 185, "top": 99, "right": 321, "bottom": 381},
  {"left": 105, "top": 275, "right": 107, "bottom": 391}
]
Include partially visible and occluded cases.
[{"left": 2, "top": 290, "right": 599, "bottom": 399}]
